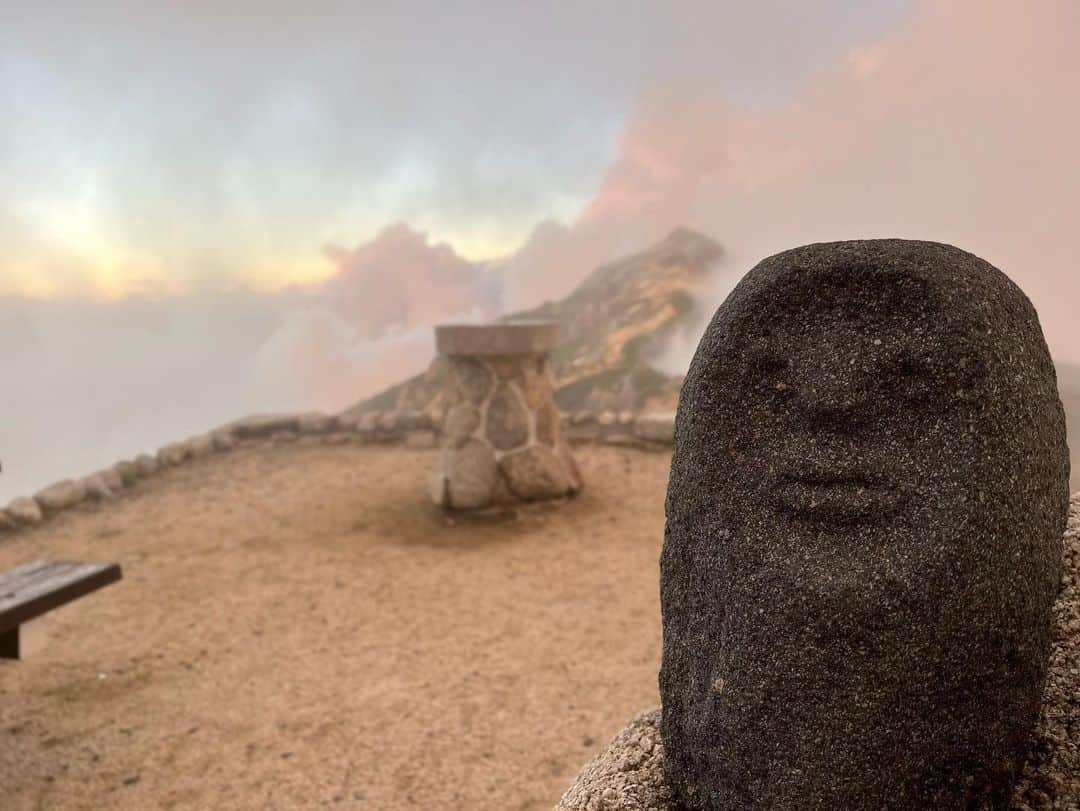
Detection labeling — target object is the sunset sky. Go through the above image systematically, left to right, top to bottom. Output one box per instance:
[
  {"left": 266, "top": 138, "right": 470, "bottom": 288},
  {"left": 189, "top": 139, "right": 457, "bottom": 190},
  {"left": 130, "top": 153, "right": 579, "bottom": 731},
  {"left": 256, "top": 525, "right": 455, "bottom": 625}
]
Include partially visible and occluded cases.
[
  {"left": 2, "top": 0, "right": 1079, "bottom": 500},
  {"left": 3, "top": 1, "right": 909, "bottom": 298}
]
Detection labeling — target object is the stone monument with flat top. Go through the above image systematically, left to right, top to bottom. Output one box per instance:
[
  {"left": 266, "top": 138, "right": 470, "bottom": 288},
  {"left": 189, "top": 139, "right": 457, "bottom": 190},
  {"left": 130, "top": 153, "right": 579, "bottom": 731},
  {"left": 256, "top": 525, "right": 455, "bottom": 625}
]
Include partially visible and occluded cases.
[{"left": 430, "top": 321, "right": 582, "bottom": 510}]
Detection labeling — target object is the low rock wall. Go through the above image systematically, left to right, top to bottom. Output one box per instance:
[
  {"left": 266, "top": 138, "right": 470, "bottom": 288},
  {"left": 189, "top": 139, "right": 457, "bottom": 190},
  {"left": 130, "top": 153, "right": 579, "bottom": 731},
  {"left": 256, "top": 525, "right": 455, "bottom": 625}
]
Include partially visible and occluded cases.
[
  {"left": 0, "top": 408, "right": 676, "bottom": 535},
  {"left": 563, "top": 410, "right": 676, "bottom": 448}
]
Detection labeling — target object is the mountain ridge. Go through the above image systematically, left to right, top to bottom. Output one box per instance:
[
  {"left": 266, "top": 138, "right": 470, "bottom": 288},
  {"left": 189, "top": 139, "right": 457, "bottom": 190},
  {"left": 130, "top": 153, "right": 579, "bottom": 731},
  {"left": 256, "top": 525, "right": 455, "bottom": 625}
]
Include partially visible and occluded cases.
[
  {"left": 344, "top": 227, "right": 724, "bottom": 420},
  {"left": 343, "top": 232, "right": 1077, "bottom": 492}
]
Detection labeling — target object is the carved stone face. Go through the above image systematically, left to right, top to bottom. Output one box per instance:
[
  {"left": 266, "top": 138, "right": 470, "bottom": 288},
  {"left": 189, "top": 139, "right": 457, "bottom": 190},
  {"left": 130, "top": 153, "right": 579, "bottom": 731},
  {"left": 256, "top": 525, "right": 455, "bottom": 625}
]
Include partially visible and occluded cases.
[
  {"left": 660, "top": 241, "right": 1069, "bottom": 810},
  {"left": 742, "top": 268, "right": 952, "bottom": 527}
]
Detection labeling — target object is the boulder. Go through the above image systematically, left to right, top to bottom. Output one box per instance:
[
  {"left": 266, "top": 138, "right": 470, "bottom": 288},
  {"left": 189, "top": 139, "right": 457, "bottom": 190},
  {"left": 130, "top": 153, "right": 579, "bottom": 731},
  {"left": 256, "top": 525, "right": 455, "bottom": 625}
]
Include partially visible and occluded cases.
[
  {"left": 452, "top": 357, "right": 495, "bottom": 405},
  {"left": 486, "top": 382, "right": 529, "bottom": 451},
  {"left": 444, "top": 403, "right": 481, "bottom": 448},
  {"left": 298, "top": 412, "right": 337, "bottom": 434},
  {"left": 355, "top": 412, "right": 380, "bottom": 435},
  {"left": 376, "top": 412, "right": 400, "bottom": 435},
  {"left": 229, "top": 413, "right": 301, "bottom": 439},
  {"left": 635, "top": 413, "right": 675, "bottom": 444},
  {"left": 211, "top": 430, "right": 236, "bottom": 452},
  {"left": 185, "top": 433, "right": 215, "bottom": 458},
  {"left": 444, "top": 440, "right": 498, "bottom": 509},
  {"left": 157, "top": 442, "right": 189, "bottom": 467},
  {"left": 499, "top": 446, "right": 572, "bottom": 501},
  {"left": 134, "top": 453, "right": 160, "bottom": 476},
  {"left": 114, "top": 459, "right": 139, "bottom": 486},
  {"left": 98, "top": 468, "right": 124, "bottom": 492},
  {"left": 81, "top": 474, "right": 115, "bottom": 501},
  {"left": 34, "top": 479, "right": 88, "bottom": 513},
  {"left": 6, "top": 497, "right": 43, "bottom": 526},
  {"left": 555, "top": 710, "right": 672, "bottom": 811}
]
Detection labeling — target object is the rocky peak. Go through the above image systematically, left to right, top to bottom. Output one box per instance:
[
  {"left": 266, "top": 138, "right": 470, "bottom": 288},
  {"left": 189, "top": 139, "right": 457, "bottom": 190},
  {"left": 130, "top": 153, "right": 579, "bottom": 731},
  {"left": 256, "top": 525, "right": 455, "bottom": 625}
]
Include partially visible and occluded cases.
[{"left": 346, "top": 228, "right": 723, "bottom": 421}]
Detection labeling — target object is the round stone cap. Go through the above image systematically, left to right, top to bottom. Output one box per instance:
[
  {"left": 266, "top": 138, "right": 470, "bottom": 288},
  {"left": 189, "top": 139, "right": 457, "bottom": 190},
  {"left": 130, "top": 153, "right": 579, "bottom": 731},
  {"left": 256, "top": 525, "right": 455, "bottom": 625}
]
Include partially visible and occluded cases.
[{"left": 435, "top": 321, "right": 559, "bottom": 356}]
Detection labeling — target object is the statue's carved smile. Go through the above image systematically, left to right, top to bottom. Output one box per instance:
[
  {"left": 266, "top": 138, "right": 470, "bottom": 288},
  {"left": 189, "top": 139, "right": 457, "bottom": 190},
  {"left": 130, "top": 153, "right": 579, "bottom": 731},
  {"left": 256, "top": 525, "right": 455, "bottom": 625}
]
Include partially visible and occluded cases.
[{"left": 773, "top": 462, "right": 904, "bottom": 524}]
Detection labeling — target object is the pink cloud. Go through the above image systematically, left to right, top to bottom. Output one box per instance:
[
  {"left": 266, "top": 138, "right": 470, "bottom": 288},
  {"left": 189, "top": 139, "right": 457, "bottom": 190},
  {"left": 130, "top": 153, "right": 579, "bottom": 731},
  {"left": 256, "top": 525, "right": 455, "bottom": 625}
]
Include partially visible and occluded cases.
[
  {"left": 507, "top": 0, "right": 1080, "bottom": 361},
  {"left": 322, "top": 222, "right": 497, "bottom": 338}
]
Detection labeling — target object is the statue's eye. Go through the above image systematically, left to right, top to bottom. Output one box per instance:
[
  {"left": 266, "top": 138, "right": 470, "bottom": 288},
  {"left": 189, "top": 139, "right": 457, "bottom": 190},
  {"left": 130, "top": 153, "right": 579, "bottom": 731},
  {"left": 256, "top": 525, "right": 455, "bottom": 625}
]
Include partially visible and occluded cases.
[
  {"left": 744, "top": 347, "right": 787, "bottom": 376},
  {"left": 744, "top": 350, "right": 793, "bottom": 400},
  {"left": 882, "top": 353, "right": 937, "bottom": 403},
  {"left": 758, "top": 355, "right": 787, "bottom": 376}
]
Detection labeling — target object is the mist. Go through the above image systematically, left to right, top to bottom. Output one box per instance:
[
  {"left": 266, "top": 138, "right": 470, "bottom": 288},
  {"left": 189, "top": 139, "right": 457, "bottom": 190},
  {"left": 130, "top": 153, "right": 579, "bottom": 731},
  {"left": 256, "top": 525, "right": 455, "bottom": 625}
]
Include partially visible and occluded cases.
[
  {"left": 4, "top": 0, "right": 1079, "bottom": 501},
  {"left": 506, "top": 0, "right": 1080, "bottom": 369},
  {"left": 0, "top": 225, "right": 498, "bottom": 501}
]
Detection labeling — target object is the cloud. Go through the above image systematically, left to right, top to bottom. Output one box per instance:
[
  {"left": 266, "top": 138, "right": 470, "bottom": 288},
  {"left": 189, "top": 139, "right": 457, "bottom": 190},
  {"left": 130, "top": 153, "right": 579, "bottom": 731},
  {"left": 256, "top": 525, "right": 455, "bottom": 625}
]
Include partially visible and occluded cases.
[
  {"left": 6, "top": 0, "right": 1079, "bottom": 503},
  {"left": 506, "top": 0, "right": 1080, "bottom": 366},
  {"left": 0, "top": 2, "right": 909, "bottom": 294},
  {"left": 251, "top": 223, "right": 501, "bottom": 410},
  {"left": 321, "top": 223, "right": 498, "bottom": 337},
  {"left": 0, "top": 224, "right": 495, "bottom": 501}
]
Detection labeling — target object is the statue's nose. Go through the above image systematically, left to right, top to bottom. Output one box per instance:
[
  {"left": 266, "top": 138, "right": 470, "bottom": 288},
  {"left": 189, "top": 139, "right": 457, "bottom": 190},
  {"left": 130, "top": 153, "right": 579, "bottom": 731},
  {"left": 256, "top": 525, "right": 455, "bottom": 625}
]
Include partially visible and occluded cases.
[{"left": 797, "top": 376, "right": 862, "bottom": 433}]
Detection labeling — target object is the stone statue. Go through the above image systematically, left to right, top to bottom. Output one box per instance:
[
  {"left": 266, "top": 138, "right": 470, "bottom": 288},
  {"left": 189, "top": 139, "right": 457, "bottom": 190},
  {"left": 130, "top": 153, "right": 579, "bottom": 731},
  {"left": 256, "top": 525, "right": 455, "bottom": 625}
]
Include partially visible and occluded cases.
[{"left": 660, "top": 240, "right": 1070, "bottom": 809}]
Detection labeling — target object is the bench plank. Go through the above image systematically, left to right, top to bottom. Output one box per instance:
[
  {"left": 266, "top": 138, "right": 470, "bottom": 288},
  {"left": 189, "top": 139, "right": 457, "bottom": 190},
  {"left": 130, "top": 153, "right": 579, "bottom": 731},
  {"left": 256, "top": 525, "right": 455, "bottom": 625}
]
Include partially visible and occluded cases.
[
  {"left": 0, "top": 560, "right": 122, "bottom": 636},
  {"left": 0, "top": 627, "right": 17, "bottom": 659}
]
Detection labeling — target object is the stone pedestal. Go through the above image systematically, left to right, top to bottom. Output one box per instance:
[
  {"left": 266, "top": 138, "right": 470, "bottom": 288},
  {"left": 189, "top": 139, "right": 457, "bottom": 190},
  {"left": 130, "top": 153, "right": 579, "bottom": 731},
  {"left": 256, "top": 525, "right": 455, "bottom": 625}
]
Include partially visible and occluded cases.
[{"left": 430, "top": 322, "right": 582, "bottom": 510}]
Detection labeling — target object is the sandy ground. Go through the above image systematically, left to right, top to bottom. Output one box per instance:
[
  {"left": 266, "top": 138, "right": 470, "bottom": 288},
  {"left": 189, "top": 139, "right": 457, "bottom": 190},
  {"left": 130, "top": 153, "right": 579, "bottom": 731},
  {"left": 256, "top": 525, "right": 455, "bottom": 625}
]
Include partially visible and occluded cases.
[{"left": 0, "top": 441, "right": 669, "bottom": 810}]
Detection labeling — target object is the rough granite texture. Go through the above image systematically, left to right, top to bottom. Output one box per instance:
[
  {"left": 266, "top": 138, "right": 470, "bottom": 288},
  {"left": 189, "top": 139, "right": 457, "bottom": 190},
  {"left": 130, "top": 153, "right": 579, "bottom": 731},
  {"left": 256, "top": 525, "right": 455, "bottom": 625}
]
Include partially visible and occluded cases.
[
  {"left": 660, "top": 241, "right": 1071, "bottom": 809},
  {"left": 431, "top": 337, "right": 582, "bottom": 510},
  {"left": 556, "top": 495, "right": 1080, "bottom": 811}
]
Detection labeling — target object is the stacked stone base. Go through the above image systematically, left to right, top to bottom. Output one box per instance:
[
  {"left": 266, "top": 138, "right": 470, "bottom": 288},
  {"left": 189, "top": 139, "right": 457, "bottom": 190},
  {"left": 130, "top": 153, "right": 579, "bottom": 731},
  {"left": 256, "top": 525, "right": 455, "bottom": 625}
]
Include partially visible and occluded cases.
[{"left": 430, "top": 353, "right": 582, "bottom": 510}]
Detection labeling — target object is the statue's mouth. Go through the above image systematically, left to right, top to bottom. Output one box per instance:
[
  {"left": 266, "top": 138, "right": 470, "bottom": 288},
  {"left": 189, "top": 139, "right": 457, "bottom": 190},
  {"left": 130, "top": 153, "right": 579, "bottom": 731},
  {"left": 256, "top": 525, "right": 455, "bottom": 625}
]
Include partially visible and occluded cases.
[{"left": 772, "top": 470, "right": 904, "bottom": 524}]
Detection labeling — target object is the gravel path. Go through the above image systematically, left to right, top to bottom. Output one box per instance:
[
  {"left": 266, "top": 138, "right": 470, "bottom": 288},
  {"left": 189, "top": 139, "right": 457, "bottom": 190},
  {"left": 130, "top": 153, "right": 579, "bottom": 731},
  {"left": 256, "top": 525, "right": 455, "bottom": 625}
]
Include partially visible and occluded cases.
[{"left": 0, "top": 442, "right": 670, "bottom": 810}]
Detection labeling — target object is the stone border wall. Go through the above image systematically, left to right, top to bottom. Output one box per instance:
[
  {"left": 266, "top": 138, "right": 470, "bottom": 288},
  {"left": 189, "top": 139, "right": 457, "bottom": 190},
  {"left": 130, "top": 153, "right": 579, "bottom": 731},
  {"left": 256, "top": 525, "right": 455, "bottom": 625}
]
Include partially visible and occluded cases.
[
  {"left": 0, "top": 409, "right": 676, "bottom": 536},
  {"left": 562, "top": 410, "right": 675, "bottom": 448}
]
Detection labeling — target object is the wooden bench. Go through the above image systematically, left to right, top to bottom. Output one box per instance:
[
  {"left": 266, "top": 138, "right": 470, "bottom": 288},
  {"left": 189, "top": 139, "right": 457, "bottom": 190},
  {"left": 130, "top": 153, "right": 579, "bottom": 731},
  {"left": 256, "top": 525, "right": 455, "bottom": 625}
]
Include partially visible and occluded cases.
[{"left": 0, "top": 560, "right": 122, "bottom": 660}]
